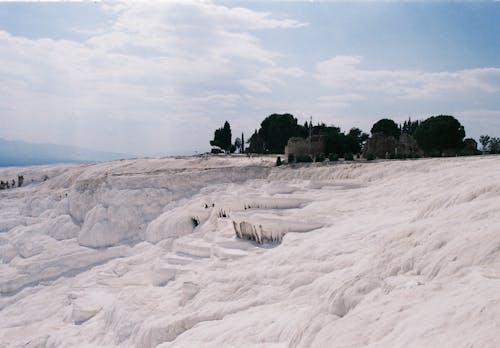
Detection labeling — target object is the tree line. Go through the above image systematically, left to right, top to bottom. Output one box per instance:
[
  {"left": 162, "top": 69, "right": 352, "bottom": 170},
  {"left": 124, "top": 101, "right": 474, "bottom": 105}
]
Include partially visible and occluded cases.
[
  {"left": 210, "top": 113, "right": 491, "bottom": 158},
  {"left": 210, "top": 114, "right": 368, "bottom": 155},
  {"left": 369, "top": 115, "right": 473, "bottom": 157},
  {"left": 479, "top": 135, "right": 500, "bottom": 154}
]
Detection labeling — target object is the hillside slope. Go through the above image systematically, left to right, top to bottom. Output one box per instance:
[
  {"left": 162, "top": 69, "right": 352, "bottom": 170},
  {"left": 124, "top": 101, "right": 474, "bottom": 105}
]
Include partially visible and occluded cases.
[
  {"left": 0, "top": 138, "right": 134, "bottom": 166},
  {"left": 0, "top": 155, "right": 499, "bottom": 347}
]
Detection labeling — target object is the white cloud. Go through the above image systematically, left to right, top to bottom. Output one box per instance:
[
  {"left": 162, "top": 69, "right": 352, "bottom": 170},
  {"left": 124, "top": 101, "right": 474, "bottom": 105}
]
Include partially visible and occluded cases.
[
  {"left": 0, "top": 1, "right": 306, "bottom": 154},
  {"left": 2, "top": 1, "right": 498, "bottom": 155},
  {"left": 105, "top": 1, "right": 307, "bottom": 32},
  {"left": 316, "top": 55, "right": 500, "bottom": 99},
  {"left": 317, "top": 93, "right": 367, "bottom": 109},
  {"left": 455, "top": 109, "right": 500, "bottom": 140}
]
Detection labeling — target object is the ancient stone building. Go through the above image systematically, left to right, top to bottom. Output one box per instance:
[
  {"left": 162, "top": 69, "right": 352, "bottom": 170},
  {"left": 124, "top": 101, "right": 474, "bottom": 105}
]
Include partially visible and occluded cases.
[
  {"left": 363, "top": 133, "right": 422, "bottom": 158},
  {"left": 363, "top": 133, "right": 398, "bottom": 158},
  {"left": 398, "top": 133, "right": 422, "bottom": 156},
  {"left": 285, "top": 135, "right": 326, "bottom": 160}
]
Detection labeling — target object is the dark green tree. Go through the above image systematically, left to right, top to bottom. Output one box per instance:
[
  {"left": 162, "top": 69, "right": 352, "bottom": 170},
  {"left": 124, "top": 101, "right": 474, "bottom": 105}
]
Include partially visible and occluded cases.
[
  {"left": 258, "top": 113, "right": 301, "bottom": 153},
  {"left": 414, "top": 115, "right": 465, "bottom": 155},
  {"left": 371, "top": 118, "right": 400, "bottom": 139},
  {"left": 401, "top": 118, "right": 420, "bottom": 135},
  {"left": 210, "top": 121, "right": 232, "bottom": 151},
  {"left": 221, "top": 121, "right": 232, "bottom": 150},
  {"left": 297, "top": 123, "right": 309, "bottom": 138},
  {"left": 311, "top": 123, "right": 328, "bottom": 136},
  {"left": 321, "top": 125, "right": 368, "bottom": 156},
  {"left": 324, "top": 126, "right": 345, "bottom": 156},
  {"left": 346, "top": 127, "right": 369, "bottom": 154},
  {"left": 210, "top": 129, "right": 222, "bottom": 148},
  {"left": 247, "top": 130, "right": 265, "bottom": 153},
  {"left": 479, "top": 135, "right": 490, "bottom": 152},
  {"left": 488, "top": 137, "right": 500, "bottom": 154}
]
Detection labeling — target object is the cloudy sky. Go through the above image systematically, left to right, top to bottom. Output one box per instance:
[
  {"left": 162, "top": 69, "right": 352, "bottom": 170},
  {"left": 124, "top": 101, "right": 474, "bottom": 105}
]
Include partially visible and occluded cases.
[{"left": 0, "top": 1, "right": 499, "bottom": 156}]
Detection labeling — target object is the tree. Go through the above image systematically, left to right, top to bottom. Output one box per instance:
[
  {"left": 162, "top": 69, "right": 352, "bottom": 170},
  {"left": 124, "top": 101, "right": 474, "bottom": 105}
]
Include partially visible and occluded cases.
[
  {"left": 258, "top": 113, "right": 301, "bottom": 153},
  {"left": 414, "top": 115, "right": 465, "bottom": 155},
  {"left": 371, "top": 118, "right": 400, "bottom": 139},
  {"left": 401, "top": 118, "right": 420, "bottom": 135},
  {"left": 210, "top": 121, "right": 232, "bottom": 152},
  {"left": 221, "top": 121, "right": 232, "bottom": 151},
  {"left": 297, "top": 122, "right": 309, "bottom": 138},
  {"left": 311, "top": 123, "right": 328, "bottom": 136},
  {"left": 310, "top": 124, "right": 369, "bottom": 157},
  {"left": 324, "top": 126, "right": 346, "bottom": 156},
  {"left": 346, "top": 127, "right": 369, "bottom": 154},
  {"left": 210, "top": 129, "right": 222, "bottom": 148},
  {"left": 247, "top": 130, "right": 264, "bottom": 154},
  {"left": 241, "top": 132, "right": 245, "bottom": 153},
  {"left": 478, "top": 135, "right": 500, "bottom": 154},
  {"left": 479, "top": 135, "right": 491, "bottom": 152},
  {"left": 488, "top": 137, "right": 500, "bottom": 154},
  {"left": 462, "top": 138, "right": 478, "bottom": 155}
]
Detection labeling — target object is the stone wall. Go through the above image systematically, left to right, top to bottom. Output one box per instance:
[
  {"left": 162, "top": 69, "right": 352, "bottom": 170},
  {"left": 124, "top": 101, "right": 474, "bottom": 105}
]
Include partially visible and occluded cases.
[
  {"left": 363, "top": 133, "right": 423, "bottom": 158},
  {"left": 363, "top": 133, "right": 398, "bottom": 158},
  {"left": 398, "top": 133, "right": 422, "bottom": 156},
  {"left": 285, "top": 135, "right": 326, "bottom": 159}
]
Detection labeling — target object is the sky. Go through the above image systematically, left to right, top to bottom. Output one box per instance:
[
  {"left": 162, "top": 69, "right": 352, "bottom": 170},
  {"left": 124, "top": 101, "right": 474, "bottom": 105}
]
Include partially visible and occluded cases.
[{"left": 0, "top": 1, "right": 499, "bottom": 156}]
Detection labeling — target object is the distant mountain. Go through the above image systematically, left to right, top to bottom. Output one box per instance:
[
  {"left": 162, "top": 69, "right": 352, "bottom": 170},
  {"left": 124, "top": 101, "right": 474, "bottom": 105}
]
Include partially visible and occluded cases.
[{"left": 0, "top": 138, "right": 135, "bottom": 167}]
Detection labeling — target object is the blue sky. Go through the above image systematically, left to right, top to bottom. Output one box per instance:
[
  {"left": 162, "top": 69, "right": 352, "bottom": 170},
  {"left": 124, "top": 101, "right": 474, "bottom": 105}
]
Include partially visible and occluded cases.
[{"left": 0, "top": 1, "right": 499, "bottom": 156}]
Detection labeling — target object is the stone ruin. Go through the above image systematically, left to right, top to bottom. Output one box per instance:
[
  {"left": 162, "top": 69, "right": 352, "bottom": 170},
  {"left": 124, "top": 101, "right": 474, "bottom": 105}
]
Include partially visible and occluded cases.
[
  {"left": 363, "top": 133, "right": 423, "bottom": 158},
  {"left": 285, "top": 135, "right": 326, "bottom": 160}
]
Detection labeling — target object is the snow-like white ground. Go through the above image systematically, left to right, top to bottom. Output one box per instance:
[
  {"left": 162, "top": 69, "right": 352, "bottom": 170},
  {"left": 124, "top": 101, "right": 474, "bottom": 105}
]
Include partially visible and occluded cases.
[{"left": 1, "top": 155, "right": 500, "bottom": 347}]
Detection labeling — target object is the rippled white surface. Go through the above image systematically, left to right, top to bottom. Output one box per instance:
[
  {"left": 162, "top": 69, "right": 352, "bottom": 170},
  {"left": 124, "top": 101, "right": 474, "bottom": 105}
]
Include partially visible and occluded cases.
[{"left": 1, "top": 155, "right": 500, "bottom": 347}]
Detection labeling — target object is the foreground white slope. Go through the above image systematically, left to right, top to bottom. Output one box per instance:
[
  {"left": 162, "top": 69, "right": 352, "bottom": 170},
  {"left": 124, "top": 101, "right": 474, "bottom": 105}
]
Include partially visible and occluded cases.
[{"left": 1, "top": 155, "right": 500, "bottom": 347}]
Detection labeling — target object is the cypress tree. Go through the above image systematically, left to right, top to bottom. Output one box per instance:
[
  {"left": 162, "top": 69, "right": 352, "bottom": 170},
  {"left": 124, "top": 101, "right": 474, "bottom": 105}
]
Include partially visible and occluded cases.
[{"left": 210, "top": 121, "right": 232, "bottom": 152}]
